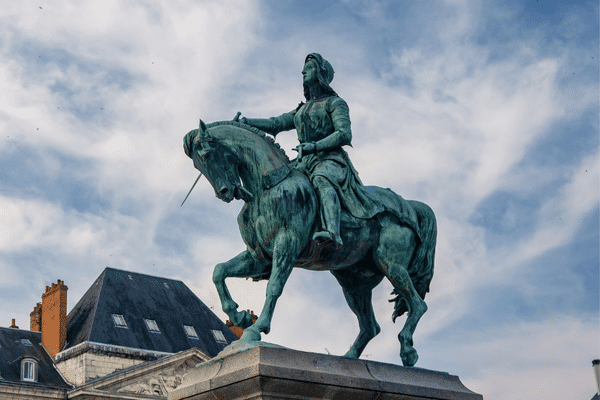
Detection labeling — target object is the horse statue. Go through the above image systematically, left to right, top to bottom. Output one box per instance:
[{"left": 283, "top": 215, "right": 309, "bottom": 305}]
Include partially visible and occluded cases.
[{"left": 183, "top": 119, "right": 437, "bottom": 366}]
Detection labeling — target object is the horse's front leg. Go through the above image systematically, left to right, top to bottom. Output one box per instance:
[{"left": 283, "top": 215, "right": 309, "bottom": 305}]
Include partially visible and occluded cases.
[
  {"left": 241, "top": 231, "right": 301, "bottom": 341},
  {"left": 213, "top": 250, "right": 266, "bottom": 329}
]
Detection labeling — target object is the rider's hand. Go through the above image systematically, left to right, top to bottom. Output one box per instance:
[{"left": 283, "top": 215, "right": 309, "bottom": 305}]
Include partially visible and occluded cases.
[
  {"left": 233, "top": 112, "right": 248, "bottom": 125},
  {"left": 299, "top": 142, "right": 317, "bottom": 154}
]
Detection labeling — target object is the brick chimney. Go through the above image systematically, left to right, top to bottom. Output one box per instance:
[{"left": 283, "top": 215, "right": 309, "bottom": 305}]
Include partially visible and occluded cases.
[
  {"left": 41, "top": 280, "right": 68, "bottom": 357},
  {"left": 30, "top": 303, "right": 42, "bottom": 332},
  {"left": 9, "top": 319, "right": 19, "bottom": 329}
]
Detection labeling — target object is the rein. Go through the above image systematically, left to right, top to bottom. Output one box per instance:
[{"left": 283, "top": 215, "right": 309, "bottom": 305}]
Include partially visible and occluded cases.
[{"left": 183, "top": 121, "right": 293, "bottom": 205}]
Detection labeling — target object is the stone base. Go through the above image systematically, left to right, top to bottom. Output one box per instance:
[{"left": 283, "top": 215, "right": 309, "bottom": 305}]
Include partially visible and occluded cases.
[{"left": 169, "top": 345, "right": 483, "bottom": 400}]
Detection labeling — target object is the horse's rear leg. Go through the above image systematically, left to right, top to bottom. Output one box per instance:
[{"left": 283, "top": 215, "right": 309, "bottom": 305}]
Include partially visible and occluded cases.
[
  {"left": 374, "top": 218, "right": 427, "bottom": 366},
  {"left": 213, "top": 250, "right": 266, "bottom": 329},
  {"left": 331, "top": 266, "right": 384, "bottom": 359}
]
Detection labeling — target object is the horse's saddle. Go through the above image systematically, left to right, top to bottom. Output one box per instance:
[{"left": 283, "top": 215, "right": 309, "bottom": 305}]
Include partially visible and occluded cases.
[
  {"left": 262, "top": 161, "right": 419, "bottom": 238},
  {"left": 262, "top": 162, "right": 295, "bottom": 190}
]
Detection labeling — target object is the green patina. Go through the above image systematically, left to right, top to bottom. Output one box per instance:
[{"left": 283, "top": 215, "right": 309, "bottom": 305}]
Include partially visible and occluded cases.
[{"left": 183, "top": 54, "right": 437, "bottom": 366}]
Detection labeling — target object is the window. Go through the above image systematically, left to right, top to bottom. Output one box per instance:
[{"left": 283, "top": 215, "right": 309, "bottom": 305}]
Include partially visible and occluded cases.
[
  {"left": 112, "top": 314, "right": 128, "bottom": 328},
  {"left": 145, "top": 319, "right": 160, "bottom": 333},
  {"left": 183, "top": 325, "right": 198, "bottom": 339},
  {"left": 211, "top": 329, "right": 227, "bottom": 344},
  {"left": 21, "top": 339, "right": 32, "bottom": 346},
  {"left": 21, "top": 359, "right": 37, "bottom": 382}
]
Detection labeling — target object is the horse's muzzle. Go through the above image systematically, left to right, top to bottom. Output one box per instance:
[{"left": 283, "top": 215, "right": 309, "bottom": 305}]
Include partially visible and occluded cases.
[{"left": 216, "top": 186, "right": 234, "bottom": 203}]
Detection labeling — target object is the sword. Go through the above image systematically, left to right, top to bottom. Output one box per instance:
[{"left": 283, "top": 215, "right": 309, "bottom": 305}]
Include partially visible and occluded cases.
[{"left": 180, "top": 172, "right": 203, "bottom": 207}]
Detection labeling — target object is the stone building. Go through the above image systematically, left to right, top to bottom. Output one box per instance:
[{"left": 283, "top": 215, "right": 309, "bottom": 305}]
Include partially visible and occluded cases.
[
  {"left": 0, "top": 267, "right": 240, "bottom": 399},
  {"left": 0, "top": 322, "right": 72, "bottom": 399}
]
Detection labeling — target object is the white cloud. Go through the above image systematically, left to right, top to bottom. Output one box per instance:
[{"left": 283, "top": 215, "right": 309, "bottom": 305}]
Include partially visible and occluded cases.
[
  {"left": 0, "top": 2, "right": 597, "bottom": 400},
  {"left": 497, "top": 150, "right": 599, "bottom": 268},
  {"left": 458, "top": 316, "right": 599, "bottom": 400}
]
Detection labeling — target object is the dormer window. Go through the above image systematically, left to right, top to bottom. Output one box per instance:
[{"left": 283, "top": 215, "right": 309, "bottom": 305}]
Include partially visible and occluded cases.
[
  {"left": 112, "top": 314, "right": 128, "bottom": 328},
  {"left": 145, "top": 319, "right": 160, "bottom": 333},
  {"left": 183, "top": 325, "right": 199, "bottom": 339},
  {"left": 212, "top": 329, "right": 227, "bottom": 344},
  {"left": 21, "top": 359, "right": 37, "bottom": 382}
]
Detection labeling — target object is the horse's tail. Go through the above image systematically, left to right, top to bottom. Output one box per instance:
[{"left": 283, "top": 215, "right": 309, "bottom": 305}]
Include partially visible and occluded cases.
[{"left": 390, "top": 200, "right": 437, "bottom": 322}]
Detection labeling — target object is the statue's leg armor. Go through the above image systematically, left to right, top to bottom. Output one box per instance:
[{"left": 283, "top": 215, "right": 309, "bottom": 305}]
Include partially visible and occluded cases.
[{"left": 312, "top": 175, "right": 343, "bottom": 246}]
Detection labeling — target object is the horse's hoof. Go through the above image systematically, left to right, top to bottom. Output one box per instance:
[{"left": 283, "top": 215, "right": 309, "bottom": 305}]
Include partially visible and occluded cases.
[
  {"left": 223, "top": 301, "right": 239, "bottom": 315},
  {"left": 236, "top": 310, "right": 255, "bottom": 329},
  {"left": 240, "top": 327, "right": 261, "bottom": 342},
  {"left": 400, "top": 347, "right": 418, "bottom": 367},
  {"left": 343, "top": 348, "right": 360, "bottom": 359}
]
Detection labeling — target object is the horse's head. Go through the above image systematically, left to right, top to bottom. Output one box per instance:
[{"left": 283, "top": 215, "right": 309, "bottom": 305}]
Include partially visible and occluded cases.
[{"left": 184, "top": 120, "right": 244, "bottom": 203}]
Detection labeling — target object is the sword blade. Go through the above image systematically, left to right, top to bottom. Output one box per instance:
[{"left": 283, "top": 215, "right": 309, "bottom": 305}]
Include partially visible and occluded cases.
[{"left": 180, "top": 172, "right": 203, "bottom": 207}]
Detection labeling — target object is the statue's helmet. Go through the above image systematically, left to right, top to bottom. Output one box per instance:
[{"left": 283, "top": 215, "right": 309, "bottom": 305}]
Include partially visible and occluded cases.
[{"left": 305, "top": 53, "right": 334, "bottom": 84}]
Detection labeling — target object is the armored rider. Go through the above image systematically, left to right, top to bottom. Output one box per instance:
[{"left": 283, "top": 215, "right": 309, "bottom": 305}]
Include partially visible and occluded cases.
[{"left": 240, "top": 53, "right": 380, "bottom": 247}]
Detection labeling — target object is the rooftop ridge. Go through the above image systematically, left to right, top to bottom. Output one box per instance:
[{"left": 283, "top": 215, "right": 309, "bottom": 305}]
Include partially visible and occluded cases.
[
  {"left": 103, "top": 266, "right": 186, "bottom": 283},
  {"left": 0, "top": 326, "right": 42, "bottom": 334}
]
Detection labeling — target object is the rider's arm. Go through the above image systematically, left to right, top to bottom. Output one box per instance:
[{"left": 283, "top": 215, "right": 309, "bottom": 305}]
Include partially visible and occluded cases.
[
  {"left": 314, "top": 97, "right": 352, "bottom": 152},
  {"left": 242, "top": 111, "right": 296, "bottom": 137}
]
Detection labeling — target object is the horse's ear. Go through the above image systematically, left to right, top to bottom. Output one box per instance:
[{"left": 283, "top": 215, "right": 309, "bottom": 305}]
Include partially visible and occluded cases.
[{"left": 199, "top": 119, "right": 207, "bottom": 133}]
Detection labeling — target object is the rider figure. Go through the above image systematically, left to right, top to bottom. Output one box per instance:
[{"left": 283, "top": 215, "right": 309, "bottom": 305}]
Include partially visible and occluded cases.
[{"left": 241, "top": 53, "right": 374, "bottom": 247}]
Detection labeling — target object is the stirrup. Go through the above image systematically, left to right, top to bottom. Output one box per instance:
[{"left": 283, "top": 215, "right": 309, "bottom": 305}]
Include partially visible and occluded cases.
[{"left": 312, "top": 231, "right": 343, "bottom": 247}]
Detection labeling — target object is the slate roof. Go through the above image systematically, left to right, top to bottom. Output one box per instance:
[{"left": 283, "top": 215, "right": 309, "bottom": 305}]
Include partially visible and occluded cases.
[
  {"left": 64, "top": 267, "right": 238, "bottom": 357},
  {"left": 0, "top": 327, "right": 71, "bottom": 389}
]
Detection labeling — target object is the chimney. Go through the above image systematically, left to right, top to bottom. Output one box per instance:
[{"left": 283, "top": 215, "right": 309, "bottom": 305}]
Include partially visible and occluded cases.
[
  {"left": 41, "top": 280, "right": 68, "bottom": 357},
  {"left": 30, "top": 303, "right": 42, "bottom": 332},
  {"left": 9, "top": 319, "right": 19, "bottom": 329},
  {"left": 593, "top": 359, "right": 600, "bottom": 396}
]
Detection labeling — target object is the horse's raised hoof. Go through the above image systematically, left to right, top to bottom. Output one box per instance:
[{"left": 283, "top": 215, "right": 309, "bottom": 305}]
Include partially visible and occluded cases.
[{"left": 233, "top": 310, "right": 255, "bottom": 329}]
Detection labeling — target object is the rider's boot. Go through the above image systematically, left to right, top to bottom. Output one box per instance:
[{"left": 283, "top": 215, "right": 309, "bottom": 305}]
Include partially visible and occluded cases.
[{"left": 312, "top": 177, "right": 343, "bottom": 247}]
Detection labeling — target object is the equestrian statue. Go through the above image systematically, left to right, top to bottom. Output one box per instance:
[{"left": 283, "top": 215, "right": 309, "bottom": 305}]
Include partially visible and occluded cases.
[{"left": 182, "top": 53, "right": 437, "bottom": 366}]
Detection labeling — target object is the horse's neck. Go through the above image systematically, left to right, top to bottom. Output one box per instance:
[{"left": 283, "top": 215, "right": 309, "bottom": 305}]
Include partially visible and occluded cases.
[{"left": 222, "top": 130, "right": 288, "bottom": 194}]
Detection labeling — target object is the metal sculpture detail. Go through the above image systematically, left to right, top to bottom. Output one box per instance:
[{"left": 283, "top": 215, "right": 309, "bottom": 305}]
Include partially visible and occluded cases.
[{"left": 182, "top": 54, "right": 437, "bottom": 366}]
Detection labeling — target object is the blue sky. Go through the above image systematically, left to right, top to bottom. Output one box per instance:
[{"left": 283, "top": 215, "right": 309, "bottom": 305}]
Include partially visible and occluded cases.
[{"left": 0, "top": 1, "right": 598, "bottom": 398}]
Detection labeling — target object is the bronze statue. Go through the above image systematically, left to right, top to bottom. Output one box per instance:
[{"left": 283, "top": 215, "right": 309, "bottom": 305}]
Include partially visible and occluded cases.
[
  {"left": 183, "top": 53, "right": 437, "bottom": 366},
  {"left": 239, "top": 53, "right": 368, "bottom": 247}
]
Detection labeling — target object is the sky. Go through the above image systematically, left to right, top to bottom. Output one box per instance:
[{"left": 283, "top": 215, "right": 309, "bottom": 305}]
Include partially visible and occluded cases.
[{"left": 0, "top": 0, "right": 598, "bottom": 399}]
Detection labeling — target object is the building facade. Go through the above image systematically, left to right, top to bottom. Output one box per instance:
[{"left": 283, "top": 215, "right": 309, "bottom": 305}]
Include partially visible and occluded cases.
[{"left": 0, "top": 267, "right": 242, "bottom": 399}]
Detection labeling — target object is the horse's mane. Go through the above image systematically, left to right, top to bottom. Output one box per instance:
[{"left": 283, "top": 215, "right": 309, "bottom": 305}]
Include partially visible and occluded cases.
[{"left": 207, "top": 121, "right": 291, "bottom": 163}]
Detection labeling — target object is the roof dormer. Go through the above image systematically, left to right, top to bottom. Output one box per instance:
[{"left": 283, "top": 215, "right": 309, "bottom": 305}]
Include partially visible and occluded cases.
[{"left": 21, "top": 357, "right": 38, "bottom": 383}]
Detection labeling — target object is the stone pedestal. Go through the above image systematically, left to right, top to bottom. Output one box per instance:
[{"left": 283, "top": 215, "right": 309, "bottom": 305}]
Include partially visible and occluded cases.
[{"left": 169, "top": 345, "right": 483, "bottom": 400}]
